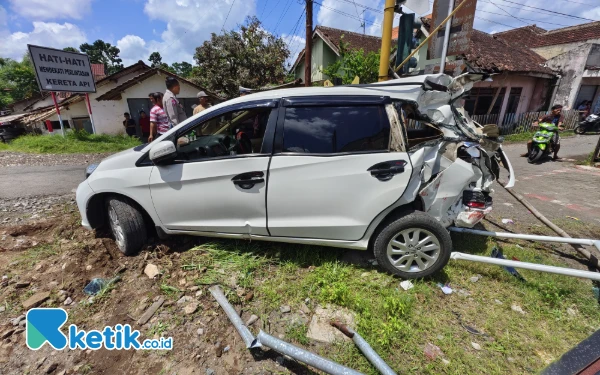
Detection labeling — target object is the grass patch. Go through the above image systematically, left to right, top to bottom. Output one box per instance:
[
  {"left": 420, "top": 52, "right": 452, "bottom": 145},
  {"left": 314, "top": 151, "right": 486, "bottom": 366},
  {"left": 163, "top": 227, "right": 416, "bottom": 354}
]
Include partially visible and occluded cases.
[
  {"left": 0, "top": 130, "right": 140, "bottom": 154},
  {"left": 503, "top": 130, "right": 575, "bottom": 143},
  {"left": 576, "top": 151, "right": 595, "bottom": 166},
  {"left": 179, "top": 234, "right": 600, "bottom": 374},
  {"left": 17, "top": 243, "right": 58, "bottom": 267}
]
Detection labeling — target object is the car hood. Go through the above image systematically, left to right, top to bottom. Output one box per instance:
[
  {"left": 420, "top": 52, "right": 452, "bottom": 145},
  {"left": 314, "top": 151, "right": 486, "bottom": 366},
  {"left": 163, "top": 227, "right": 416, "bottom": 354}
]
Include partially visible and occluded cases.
[{"left": 95, "top": 146, "right": 145, "bottom": 172}]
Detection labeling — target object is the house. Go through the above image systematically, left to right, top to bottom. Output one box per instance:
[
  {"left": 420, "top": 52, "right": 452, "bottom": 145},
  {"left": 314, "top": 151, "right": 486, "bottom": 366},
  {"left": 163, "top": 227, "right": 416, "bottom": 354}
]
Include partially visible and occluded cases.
[
  {"left": 414, "top": 18, "right": 558, "bottom": 125},
  {"left": 496, "top": 22, "right": 600, "bottom": 113},
  {"left": 290, "top": 23, "right": 429, "bottom": 83},
  {"left": 291, "top": 26, "right": 384, "bottom": 83},
  {"left": 18, "top": 61, "right": 211, "bottom": 135}
]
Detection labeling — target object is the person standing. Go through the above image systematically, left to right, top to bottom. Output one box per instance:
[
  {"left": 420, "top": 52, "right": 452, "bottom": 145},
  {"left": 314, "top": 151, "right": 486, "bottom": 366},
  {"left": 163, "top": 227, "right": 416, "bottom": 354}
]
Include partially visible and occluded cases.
[
  {"left": 163, "top": 77, "right": 187, "bottom": 127},
  {"left": 193, "top": 91, "right": 210, "bottom": 115},
  {"left": 148, "top": 92, "right": 169, "bottom": 142},
  {"left": 139, "top": 110, "right": 150, "bottom": 142},
  {"left": 123, "top": 112, "right": 136, "bottom": 137}
]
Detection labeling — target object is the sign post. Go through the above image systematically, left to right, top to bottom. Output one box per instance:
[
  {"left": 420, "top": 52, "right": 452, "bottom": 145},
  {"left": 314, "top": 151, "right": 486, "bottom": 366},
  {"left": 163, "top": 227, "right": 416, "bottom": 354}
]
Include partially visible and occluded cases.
[
  {"left": 27, "top": 45, "right": 97, "bottom": 135},
  {"left": 50, "top": 92, "right": 65, "bottom": 137},
  {"left": 85, "top": 93, "right": 96, "bottom": 134}
]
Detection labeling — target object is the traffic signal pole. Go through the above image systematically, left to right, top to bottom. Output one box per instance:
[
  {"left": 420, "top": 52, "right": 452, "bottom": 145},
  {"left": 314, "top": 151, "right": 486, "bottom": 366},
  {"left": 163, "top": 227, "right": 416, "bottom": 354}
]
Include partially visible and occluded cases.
[
  {"left": 378, "top": 0, "right": 396, "bottom": 82},
  {"left": 394, "top": 0, "right": 467, "bottom": 73}
]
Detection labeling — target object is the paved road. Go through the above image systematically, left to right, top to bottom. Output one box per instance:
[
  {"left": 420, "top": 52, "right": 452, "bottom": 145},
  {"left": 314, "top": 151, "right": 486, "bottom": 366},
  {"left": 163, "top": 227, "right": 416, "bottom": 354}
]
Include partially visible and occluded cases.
[
  {"left": 494, "top": 134, "right": 600, "bottom": 225},
  {"left": 0, "top": 135, "right": 598, "bottom": 223},
  {"left": 0, "top": 164, "right": 85, "bottom": 199}
]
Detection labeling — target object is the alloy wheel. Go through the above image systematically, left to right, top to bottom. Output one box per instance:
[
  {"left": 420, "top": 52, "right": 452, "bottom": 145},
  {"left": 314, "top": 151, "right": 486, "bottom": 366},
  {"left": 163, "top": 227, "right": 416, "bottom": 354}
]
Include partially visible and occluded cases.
[{"left": 386, "top": 228, "right": 441, "bottom": 273}]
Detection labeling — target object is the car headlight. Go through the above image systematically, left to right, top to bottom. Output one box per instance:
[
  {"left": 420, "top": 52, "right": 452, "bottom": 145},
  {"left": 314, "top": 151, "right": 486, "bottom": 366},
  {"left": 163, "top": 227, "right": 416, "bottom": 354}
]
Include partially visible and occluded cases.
[{"left": 85, "top": 163, "right": 99, "bottom": 179}]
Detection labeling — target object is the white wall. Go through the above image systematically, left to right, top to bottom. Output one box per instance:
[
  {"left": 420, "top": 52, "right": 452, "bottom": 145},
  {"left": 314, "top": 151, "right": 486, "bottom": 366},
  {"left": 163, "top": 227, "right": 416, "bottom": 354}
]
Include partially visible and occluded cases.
[
  {"left": 533, "top": 39, "right": 600, "bottom": 60},
  {"left": 91, "top": 73, "right": 201, "bottom": 134}
]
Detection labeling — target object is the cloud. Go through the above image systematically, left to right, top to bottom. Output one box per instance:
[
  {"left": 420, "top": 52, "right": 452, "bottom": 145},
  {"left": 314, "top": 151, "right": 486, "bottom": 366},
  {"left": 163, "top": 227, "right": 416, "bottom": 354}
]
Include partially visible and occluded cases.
[
  {"left": 8, "top": 0, "right": 92, "bottom": 20},
  {"left": 132, "top": 0, "right": 256, "bottom": 64},
  {"left": 0, "top": 14, "right": 87, "bottom": 60},
  {"left": 282, "top": 33, "right": 305, "bottom": 68},
  {"left": 117, "top": 35, "right": 151, "bottom": 66}
]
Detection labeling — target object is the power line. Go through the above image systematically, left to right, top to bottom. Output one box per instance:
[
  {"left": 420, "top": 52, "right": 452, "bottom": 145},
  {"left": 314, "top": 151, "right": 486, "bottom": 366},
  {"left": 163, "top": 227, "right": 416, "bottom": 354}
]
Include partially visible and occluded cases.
[
  {"left": 221, "top": 0, "right": 237, "bottom": 31},
  {"left": 259, "top": 0, "right": 269, "bottom": 18},
  {"left": 274, "top": 0, "right": 295, "bottom": 33},
  {"left": 314, "top": 0, "right": 381, "bottom": 26},
  {"left": 330, "top": 0, "right": 383, "bottom": 14},
  {"left": 486, "top": 0, "right": 528, "bottom": 26},
  {"left": 492, "top": 0, "right": 598, "bottom": 22},
  {"left": 475, "top": 9, "right": 574, "bottom": 27},
  {"left": 475, "top": 16, "right": 520, "bottom": 29}
]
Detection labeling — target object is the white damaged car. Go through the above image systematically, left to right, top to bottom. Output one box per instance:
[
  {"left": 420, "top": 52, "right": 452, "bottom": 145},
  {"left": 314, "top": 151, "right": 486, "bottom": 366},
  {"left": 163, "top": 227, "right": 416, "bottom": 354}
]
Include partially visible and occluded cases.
[{"left": 77, "top": 73, "right": 514, "bottom": 278}]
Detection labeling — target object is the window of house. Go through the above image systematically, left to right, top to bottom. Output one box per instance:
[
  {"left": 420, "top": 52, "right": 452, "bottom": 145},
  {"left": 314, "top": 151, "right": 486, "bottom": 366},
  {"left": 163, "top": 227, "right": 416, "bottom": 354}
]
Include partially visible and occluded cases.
[
  {"left": 463, "top": 87, "right": 506, "bottom": 115},
  {"left": 505, "top": 87, "right": 522, "bottom": 114},
  {"left": 282, "top": 106, "right": 390, "bottom": 154},
  {"left": 175, "top": 107, "right": 272, "bottom": 162}
]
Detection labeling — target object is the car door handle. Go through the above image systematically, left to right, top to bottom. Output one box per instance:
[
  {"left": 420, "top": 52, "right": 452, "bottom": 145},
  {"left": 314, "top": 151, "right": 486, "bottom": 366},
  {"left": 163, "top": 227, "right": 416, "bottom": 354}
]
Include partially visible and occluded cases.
[
  {"left": 368, "top": 160, "right": 407, "bottom": 181},
  {"left": 232, "top": 171, "right": 265, "bottom": 189}
]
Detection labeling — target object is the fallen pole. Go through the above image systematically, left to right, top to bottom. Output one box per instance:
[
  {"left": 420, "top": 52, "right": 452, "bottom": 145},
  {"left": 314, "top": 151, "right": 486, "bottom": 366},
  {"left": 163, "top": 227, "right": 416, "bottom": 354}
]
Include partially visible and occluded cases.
[
  {"left": 497, "top": 180, "right": 600, "bottom": 271},
  {"left": 449, "top": 227, "right": 600, "bottom": 250},
  {"left": 450, "top": 252, "right": 600, "bottom": 281},
  {"left": 208, "top": 285, "right": 260, "bottom": 349},
  {"left": 331, "top": 322, "right": 397, "bottom": 375},
  {"left": 256, "top": 331, "right": 364, "bottom": 375}
]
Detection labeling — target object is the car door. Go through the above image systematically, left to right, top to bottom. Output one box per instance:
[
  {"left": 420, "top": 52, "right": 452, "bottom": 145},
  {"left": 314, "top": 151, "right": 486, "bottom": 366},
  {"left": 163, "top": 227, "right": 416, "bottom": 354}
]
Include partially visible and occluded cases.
[
  {"left": 266, "top": 96, "right": 414, "bottom": 241},
  {"left": 148, "top": 100, "right": 278, "bottom": 235}
]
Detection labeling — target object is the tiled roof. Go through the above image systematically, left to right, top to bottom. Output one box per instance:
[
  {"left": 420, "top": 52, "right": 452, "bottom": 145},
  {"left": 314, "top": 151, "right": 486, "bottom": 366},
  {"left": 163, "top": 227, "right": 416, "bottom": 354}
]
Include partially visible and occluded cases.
[
  {"left": 495, "top": 21, "right": 600, "bottom": 48},
  {"left": 316, "top": 25, "right": 383, "bottom": 55},
  {"left": 464, "top": 30, "right": 554, "bottom": 75},
  {"left": 95, "top": 60, "right": 150, "bottom": 87},
  {"left": 90, "top": 64, "right": 106, "bottom": 81},
  {"left": 95, "top": 68, "right": 217, "bottom": 101}
]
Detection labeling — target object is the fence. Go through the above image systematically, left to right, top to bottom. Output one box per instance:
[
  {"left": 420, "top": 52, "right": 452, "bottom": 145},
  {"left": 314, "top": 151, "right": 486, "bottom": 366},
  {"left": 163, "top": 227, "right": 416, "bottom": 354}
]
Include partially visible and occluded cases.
[
  {"left": 407, "top": 109, "right": 582, "bottom": 135},
  {"left": 472, "top": 109, "right": 581, "bottom": 135}
]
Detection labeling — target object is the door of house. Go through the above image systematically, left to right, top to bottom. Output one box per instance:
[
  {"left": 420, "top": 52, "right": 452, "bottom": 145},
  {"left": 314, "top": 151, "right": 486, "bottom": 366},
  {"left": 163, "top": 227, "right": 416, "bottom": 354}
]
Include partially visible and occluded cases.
[
  {"left": 576, "top": 85, "right": 598, "bottom": 107},
  {"left": 127, "top": 98, "right": 153, "bottom": 137}
]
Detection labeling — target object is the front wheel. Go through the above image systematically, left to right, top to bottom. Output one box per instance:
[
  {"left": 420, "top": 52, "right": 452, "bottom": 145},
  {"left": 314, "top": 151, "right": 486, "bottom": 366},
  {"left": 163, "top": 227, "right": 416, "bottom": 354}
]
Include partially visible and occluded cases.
[
  {"left": 574, "top": 125, "right": 587, "bottom": 135},
  {"left": 527, "top": 147, "right": 544, "bottom": 164},
  {"left": 106, "top": 196, "right": 147, "bottom": 256},
  {"left": 373, "top": 211, "right": 452, "bottom": 278}
]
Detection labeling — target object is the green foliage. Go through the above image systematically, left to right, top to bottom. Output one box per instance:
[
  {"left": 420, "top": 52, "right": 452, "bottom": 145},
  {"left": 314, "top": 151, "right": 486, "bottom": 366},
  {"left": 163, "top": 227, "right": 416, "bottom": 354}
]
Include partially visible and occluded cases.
[
  {"left": 192, "top": 16, "right": 289, "bottom": 98},
  {"left": 322, "top": 38, "right": 380, "bottom": 85},
  {"left": 80, "top": 40, "right": 124, "bottom": 75},
  {"left": 63, "top": 47, "right": 80, "bottom": 53},
  {"left": 148, "top": 51, "right": 172, "bottom": 72},
  {"left": 0, "top": 54, "right": 39, "bottom": 109},
  {"left": 171, "top": 61, "right": 193, "bottom": 78},
  {"left": 1, "top": 130, "right": 140, "bottom": 154}
]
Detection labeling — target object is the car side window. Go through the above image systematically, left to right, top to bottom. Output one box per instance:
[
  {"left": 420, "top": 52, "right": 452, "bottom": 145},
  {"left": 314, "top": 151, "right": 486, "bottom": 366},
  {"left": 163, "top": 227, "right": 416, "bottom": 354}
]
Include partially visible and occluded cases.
[
  {"left": 282, "top": 106, "right": 390, "bottom": 154},
  {"left": 175, "top": 107, "right": 272, "bottom": 162}
]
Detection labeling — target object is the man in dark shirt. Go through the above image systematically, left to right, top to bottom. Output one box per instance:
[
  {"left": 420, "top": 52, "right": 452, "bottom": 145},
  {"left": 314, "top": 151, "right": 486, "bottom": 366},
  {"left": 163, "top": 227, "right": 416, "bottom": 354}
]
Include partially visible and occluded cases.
[
  {"left": 521, "top": 105, "right": 565, "bottom": 160},
  {"left": 139, "top": 110, "right": 150, "bottom": 141},
  {"left": 123, "top": 112, "right": 137, "bottom": 137}
]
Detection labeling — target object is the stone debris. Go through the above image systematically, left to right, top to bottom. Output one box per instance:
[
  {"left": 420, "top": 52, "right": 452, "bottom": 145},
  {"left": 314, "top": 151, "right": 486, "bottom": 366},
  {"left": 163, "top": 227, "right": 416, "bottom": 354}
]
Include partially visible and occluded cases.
[
  {"left": 144, "top": 264, "right": 160, "bottom": 279},
  {"left": 22, "top": 291, "right": 51, "bottom": 309},
  {"left": 137, "top": 297, "right": 165, "bottom": 325},
  {"left": 184, "top": 302, "right": 199, "bottom": 315},
  {"left": 511, "top": 304, "right": 526, "bottom": 315},
  {"left": 279, "top": 305, "right": 291, "bottom": 314},
  {"left": 306, "top": 305, "right": 355, "bottom": 343},
  {"left": 246, "top": 314, "right": 259, "bottom": 326},
  {"left": 471, "top": 342, "right": 482, "bottom": 351}
]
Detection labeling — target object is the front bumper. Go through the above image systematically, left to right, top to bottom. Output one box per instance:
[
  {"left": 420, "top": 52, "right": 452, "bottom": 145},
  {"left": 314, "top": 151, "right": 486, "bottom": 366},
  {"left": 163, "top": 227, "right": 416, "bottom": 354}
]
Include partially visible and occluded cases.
[{"left": 76, "top": 180, "right": 94, "bottom": 230}]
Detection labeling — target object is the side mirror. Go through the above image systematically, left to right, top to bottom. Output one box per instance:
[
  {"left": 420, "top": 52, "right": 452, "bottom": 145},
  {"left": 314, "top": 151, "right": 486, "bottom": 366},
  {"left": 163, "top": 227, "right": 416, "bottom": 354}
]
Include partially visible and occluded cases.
[{"left": 149, "top": 141, "right": 177, "bottom": 165}]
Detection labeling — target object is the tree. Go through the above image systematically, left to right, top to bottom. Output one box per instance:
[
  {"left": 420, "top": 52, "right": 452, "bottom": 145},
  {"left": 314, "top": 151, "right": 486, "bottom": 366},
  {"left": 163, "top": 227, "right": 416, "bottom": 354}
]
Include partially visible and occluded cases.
[
  {"left": 192, "top": 16, "right": 289, "bottom": 98},
  {"left": 322, "top": 37, "right": 380, "bottom": 85},
  {"left": 80, "top": 40, "right": 124, "bottom": 74},
  {"left": 63, "top": 47, "right": 80, "bottom": 53},
  {"left": 148, "top": 51, "right": 175, "bottom": 72},
  {"left": 0, "top": 54, "right": 39, "bottom": 109},
  {"left": 171, "top": 62, "right": 193, "bottom": 78}
]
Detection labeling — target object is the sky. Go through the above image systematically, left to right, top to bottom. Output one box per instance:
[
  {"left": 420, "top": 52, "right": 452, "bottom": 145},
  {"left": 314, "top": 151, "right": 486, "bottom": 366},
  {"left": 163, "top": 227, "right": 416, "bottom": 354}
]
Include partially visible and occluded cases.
[{"left": 1, "top": 0, "right": 600, "bottom": 68}]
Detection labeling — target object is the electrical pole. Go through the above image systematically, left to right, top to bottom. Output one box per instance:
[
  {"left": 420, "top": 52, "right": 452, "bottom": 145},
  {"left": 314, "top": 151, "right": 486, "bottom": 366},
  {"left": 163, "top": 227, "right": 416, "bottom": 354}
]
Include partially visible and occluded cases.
[
  {"left": 305, "top": 0, "right": 313, "bottom": 87},
  {"left": 378, "top": 0, "right": 395, "bottom": 82}
]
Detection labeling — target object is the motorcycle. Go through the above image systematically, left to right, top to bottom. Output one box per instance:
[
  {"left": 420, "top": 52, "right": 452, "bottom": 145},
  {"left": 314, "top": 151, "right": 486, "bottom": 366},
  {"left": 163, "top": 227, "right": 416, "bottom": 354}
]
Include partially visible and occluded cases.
[
  {"left": 575, "top": 113, "right": 600, "bottom": 134},
  {"left": 528, "top": 122, "right": 559, "bottom": 164}
]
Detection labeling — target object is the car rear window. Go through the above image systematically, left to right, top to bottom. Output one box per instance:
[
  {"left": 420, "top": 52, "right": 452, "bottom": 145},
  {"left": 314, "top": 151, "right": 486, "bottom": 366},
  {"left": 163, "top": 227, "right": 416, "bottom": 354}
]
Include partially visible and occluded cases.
[{"left": 282, "top": 106, "right": 390, "bottom": 154}]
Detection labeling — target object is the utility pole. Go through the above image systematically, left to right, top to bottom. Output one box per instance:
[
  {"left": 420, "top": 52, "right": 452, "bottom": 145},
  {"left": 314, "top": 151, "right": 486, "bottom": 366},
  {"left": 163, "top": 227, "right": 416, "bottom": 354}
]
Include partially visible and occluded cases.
[
  {"left": 305, "top": 0, "right": 313, "bottom": 87},
  {"left": 378, "top": 0, "right": 396, "bottom": 82},
  {"left": 361, "top": 9, "right": 366, "bottom": 34}
]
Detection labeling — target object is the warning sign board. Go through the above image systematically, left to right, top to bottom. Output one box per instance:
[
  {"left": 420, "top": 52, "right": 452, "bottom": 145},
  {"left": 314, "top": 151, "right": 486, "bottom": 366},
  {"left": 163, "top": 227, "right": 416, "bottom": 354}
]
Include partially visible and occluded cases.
[
  {"left": 428, "top": 0, "right": 477, "bottom": 60},
  {"left": 28, "top": 44, "right": 96, "bottom": 93}
]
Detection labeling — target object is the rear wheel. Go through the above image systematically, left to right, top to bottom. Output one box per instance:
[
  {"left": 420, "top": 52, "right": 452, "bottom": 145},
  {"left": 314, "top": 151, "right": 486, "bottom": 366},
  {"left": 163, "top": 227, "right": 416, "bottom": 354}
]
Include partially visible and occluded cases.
[
  {"left": 574, "top": 125, "right": 587, "bottom": 135},
  {"left": 527, "top": 147, "right": 544, "bottom": 164},
  {"left": 106, "top": 196, "right": 147, "bottom": 256},
  {"left": 373, "top": 211, "right": 452, "bottom": 278}
]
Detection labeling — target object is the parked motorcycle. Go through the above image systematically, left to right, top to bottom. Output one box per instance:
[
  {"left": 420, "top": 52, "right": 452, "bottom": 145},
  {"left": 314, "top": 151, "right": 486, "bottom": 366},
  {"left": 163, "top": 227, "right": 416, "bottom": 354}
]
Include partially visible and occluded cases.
[
  {"left": 574, "top": 113, "right": 600, "bottom": 134},
  {"left": 528, "top": 122, "right": 559, "bottom": 164}
]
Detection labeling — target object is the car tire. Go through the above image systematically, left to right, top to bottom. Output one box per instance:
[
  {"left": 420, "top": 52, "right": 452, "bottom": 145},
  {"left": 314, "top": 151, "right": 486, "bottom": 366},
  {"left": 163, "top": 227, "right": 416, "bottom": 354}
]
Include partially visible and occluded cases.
[
  {"left": 106, "top": 196, "right": 147, "bottom": 256},
  {"left": 373, "top": 211, "right": 452, "bottom": 278}
]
